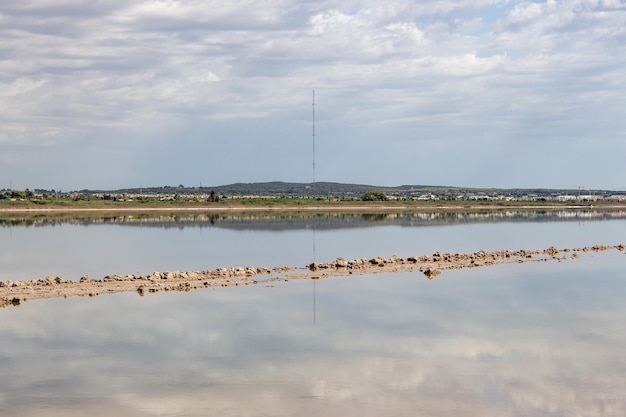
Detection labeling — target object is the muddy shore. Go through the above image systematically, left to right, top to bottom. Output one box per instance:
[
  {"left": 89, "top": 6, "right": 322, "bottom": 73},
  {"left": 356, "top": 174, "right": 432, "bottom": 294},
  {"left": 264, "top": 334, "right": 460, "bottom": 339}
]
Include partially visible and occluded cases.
[{"left": 2, "top": 244, "right": 624, "bottom": 308}]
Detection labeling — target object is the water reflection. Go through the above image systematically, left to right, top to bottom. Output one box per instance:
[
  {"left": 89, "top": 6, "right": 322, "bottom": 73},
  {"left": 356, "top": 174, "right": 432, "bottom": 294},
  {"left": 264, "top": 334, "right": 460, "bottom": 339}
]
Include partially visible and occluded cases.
[
  {"left": 1, "top": 209, "right": 626, "bottom": 283},
  {"left": 2, "top": 209, "right": 626, "bottom": 230},
  {"left": 1, "top": 253, "right": 625, "bottom": 416}
]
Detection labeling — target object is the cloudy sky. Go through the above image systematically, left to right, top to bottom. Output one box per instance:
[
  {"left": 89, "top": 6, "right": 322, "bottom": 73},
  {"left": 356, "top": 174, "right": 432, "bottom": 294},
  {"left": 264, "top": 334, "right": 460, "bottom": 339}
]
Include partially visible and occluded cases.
[{"left": 1, "top": 0, "right": 625, "bottom": 190}]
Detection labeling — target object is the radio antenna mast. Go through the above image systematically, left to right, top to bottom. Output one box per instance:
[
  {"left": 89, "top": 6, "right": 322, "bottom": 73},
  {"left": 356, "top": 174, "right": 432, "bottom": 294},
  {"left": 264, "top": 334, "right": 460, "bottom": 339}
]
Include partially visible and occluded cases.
[{"left": 312, "top": 90, "right": 316, "bottom": 184}]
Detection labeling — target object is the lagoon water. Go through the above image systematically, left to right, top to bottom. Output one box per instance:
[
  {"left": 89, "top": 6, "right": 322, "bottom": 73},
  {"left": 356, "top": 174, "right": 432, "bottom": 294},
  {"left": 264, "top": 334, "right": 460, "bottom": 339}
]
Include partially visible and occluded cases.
[
  {"left": 1, "top": 210, "right": 626, "bottom": 416},
  {"left": 1, "top": 210, "right": 625, "bottom": 281}
]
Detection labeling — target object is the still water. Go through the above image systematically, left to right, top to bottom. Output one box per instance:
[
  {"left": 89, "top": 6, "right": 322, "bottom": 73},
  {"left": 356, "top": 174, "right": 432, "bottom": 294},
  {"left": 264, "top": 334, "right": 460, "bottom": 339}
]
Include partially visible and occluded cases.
[
  {"left": 1, "top": 210, "right": 625, "bottom": 416},
  {"left": 1, "top": 210, "right": 625, "bottom": 281}
]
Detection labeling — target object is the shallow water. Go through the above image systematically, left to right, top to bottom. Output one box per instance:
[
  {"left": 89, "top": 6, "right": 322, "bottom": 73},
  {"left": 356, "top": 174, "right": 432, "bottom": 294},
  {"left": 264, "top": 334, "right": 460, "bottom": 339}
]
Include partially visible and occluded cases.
[
  {"left": 1, "top": 210, "right": 626, "bottom": 416},
  {"left": 1, "top": 210, "right": 625, "bottom": 281},
  {"left": 1, "top": 253, "right": 625, "bottom": 416}
]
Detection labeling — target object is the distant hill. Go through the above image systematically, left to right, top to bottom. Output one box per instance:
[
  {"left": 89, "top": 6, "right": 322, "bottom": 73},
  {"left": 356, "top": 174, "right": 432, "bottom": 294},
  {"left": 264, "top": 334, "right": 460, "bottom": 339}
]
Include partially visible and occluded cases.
[
  {"left": 104, "top": 181, "right": 616, "bottom": 198},
  {"left": 109, "top": 181, "right": 473, "bottom": 197}
]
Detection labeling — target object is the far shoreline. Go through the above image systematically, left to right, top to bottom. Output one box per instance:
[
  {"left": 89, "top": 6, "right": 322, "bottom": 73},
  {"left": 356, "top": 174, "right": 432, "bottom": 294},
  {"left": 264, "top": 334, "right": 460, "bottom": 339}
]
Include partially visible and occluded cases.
[{"left": 2, "top": 201, "right": 626, "bottom": 214}]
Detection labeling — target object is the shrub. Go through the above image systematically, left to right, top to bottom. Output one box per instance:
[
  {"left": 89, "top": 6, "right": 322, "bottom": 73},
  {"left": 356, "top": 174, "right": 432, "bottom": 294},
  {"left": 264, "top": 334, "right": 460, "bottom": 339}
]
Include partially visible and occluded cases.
[{"left": 361, "top": 191, "right": 388, "bottom": 201}]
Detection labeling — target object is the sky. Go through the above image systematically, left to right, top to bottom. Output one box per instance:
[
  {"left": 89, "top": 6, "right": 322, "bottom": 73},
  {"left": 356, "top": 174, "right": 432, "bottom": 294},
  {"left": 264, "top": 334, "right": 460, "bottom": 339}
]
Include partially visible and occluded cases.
[{"left": 1, "top": 0, "right": 625, "bottom": 191}]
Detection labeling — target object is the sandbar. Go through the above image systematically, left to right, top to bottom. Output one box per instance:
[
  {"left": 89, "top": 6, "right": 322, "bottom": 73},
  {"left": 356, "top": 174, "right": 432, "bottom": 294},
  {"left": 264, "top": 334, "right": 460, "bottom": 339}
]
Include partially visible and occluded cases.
[{"left": 2, "top": 244, "right": 624, "bottom": 308}]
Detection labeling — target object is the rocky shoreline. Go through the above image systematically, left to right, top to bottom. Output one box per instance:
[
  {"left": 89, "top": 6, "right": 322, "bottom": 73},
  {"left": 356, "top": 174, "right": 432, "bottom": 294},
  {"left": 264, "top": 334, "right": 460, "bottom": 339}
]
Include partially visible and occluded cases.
[{"left": 2, "top": 244, "right": 624, "bottom": 308}]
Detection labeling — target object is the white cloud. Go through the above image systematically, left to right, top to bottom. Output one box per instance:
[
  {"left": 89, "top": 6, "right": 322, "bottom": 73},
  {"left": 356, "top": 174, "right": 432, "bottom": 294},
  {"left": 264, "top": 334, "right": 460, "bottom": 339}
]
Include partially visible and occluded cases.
[
  {"left": 0, "top": 0, "right": 625, "bottom": 188},
  {"left": 385, "top": 22, "right": 427, "bottom": 45},
  {"left": 419, "top": 52, "right": 508, "bottom": 76},
  {"left": 0, "top": 77, "right": 47, "bottom": 97}
]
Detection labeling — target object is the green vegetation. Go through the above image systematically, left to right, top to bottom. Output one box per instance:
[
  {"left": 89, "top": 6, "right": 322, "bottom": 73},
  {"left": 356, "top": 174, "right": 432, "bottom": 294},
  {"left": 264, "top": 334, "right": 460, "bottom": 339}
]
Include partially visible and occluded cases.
[
  {"left": 1, "top": 182, "right": 624, "bottom": 212},
  {"left": 362, "top": 191, "right": 388, "bottom": 201}
]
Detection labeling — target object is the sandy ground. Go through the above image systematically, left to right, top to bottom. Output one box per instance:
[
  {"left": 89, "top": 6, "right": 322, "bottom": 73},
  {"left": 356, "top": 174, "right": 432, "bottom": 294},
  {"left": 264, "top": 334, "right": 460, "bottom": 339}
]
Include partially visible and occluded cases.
[{"left": 2, "top": 244, "right": 624, "bottom": 308}]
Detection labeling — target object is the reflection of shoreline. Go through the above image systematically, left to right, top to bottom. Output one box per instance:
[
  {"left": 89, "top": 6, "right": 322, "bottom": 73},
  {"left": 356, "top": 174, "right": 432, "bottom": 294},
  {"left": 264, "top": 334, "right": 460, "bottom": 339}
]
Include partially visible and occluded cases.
[
  {"left": 2, "top": 209, "right": 626, "bottom": 230},
  {"left": 2, "top": 244, "right": 624, "bottom": 308}
]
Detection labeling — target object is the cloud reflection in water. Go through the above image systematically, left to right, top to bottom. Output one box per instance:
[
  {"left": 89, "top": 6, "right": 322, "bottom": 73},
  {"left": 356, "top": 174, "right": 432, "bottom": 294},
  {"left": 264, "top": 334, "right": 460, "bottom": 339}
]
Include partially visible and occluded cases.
[{"left": 1, "top": 251, "right": 626, "bottom": 416}]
